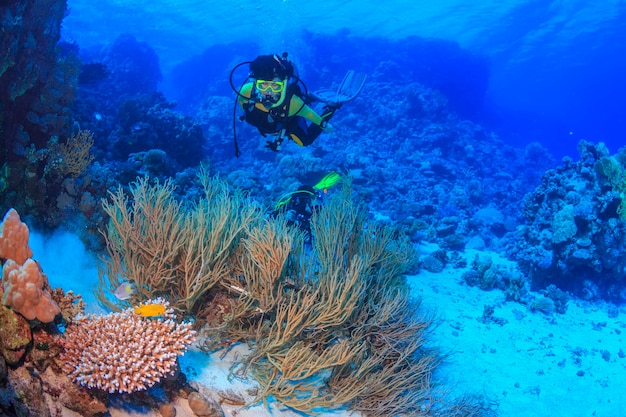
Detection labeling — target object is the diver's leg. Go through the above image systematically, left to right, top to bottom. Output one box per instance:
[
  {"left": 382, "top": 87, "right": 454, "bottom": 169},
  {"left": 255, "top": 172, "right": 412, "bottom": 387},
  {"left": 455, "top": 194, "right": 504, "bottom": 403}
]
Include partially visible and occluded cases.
[
  {"left": 322, "top": 103, "right": 341, "bottom": 115},
  {"left": 290, "top": 106, "right": 340, "bottom": 146},
  {"left": 289, "top": 117, "right": 316, "bottom": 146}
]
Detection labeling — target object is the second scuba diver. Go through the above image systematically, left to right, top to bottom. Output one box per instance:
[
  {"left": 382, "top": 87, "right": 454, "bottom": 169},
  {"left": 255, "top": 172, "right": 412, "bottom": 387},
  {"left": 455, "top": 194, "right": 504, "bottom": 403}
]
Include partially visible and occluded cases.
[{"left": 273, "top": 171, "right": 342, "bottom": 242}]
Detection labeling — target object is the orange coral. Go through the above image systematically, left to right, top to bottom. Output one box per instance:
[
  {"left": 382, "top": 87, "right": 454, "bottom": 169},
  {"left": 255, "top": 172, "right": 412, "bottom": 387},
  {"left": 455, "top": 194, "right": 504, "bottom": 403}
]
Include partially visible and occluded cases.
[
  {"left": 0, "top": 208, "right": 33, "bottom": 265},
  {"left": 2, "top": 259, "right": 61, "bottom": 323},
  {"left": 60, "top": 302, "right": 196, "bottom": 394}
]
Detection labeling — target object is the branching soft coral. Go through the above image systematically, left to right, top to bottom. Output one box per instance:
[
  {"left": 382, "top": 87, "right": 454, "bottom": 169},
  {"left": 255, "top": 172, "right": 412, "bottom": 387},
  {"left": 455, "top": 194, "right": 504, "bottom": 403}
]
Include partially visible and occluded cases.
[
  {"left": 96, "top": 169, "right": 263, "bottom": 313},
  {"left": 222, "top": 184, "right": 436, "bottom": 415}
]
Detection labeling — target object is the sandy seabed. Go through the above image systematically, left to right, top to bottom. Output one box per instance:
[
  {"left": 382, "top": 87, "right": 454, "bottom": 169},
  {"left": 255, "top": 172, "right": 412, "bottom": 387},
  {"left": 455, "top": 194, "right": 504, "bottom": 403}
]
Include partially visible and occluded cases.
[{"left": 411, "top": 250, "right": 626, "bottom": 417}]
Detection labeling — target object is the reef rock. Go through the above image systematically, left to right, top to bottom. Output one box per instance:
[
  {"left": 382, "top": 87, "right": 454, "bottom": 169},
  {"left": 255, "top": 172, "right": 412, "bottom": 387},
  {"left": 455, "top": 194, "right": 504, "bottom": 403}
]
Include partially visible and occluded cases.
[
  {"left": 0, "top": 304, "right": 32, "bottom": 365},
  {"left": 2, "top": 366, "right": 50, "bottom": 417},
  {"left": 187, "top": 391, "right": 223, "bottom": 417}
]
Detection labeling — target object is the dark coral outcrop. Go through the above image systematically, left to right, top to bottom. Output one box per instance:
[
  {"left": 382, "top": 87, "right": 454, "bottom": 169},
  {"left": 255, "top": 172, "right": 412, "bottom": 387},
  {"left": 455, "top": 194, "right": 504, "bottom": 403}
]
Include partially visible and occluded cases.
[
  {"left": 0, "top": 0, "right": 83, "bottom": 227},
  {"left": 509, "top": 141, "right": 626, "bottom": 302}
]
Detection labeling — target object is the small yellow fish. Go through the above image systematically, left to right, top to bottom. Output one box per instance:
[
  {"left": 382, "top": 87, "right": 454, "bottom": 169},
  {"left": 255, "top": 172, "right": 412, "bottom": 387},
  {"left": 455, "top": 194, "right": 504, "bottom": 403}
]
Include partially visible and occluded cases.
[{"left": 133, "top": 303, "right": 167, "bottom": 317}]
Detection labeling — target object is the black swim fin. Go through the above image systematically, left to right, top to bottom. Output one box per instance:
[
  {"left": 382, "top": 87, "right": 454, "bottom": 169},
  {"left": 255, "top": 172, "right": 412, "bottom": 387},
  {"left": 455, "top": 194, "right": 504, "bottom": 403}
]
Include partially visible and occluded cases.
[{"left": 312, "top": 70, "right": 367, "bottom": 105}]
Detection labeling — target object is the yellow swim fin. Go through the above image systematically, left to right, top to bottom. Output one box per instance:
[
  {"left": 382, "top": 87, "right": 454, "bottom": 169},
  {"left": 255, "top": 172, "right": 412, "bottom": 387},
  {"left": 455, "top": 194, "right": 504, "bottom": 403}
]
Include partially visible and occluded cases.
[{"left": 313, "top": 171, "right": 341, "bottom": 192}]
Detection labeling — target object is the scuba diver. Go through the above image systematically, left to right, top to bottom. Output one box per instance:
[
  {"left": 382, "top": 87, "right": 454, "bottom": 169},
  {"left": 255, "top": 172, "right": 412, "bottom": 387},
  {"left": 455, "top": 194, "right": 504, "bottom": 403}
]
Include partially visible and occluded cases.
[
  {"left": 230, "top": 53, "right": 366, "bottom": 155},
  {"left": 273, "top": 171, "right": 341, "bottom": 242}
]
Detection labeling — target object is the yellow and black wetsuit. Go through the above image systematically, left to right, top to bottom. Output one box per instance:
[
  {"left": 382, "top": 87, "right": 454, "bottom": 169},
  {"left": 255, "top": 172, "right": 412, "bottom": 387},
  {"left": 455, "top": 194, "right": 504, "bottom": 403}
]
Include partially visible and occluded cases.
[{"left": 238, "top": 82, "right": 333, "bottom": 146}]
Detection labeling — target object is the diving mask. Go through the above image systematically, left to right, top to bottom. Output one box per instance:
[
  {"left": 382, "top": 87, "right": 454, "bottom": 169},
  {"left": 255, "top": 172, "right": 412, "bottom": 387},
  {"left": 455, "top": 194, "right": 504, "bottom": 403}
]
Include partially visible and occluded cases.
[{"left": 255, "top": 79, "right": 285, "bottom": 93}]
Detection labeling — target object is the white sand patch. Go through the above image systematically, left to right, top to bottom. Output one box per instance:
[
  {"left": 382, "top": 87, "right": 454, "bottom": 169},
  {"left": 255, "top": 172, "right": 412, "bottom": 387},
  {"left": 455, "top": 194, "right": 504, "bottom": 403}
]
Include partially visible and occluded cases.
[
  {"left": 409, "top": 249, "right": 626, "bottom": 416},
  {"left": 180, "top": 343, "right": 362, "bottom": 417}
]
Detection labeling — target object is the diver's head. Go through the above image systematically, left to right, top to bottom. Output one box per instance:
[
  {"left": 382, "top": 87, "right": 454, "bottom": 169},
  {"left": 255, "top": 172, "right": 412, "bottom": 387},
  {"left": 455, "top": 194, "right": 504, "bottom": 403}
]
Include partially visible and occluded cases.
[
  {"left": 249, "top": 54, "right": 294, "bottom": 107},
  {"left": 250, "top": 54, "right": 294, "bottom": 80},
  {"left": 255, "top": 77, "right": 286, "bottom": 107}
]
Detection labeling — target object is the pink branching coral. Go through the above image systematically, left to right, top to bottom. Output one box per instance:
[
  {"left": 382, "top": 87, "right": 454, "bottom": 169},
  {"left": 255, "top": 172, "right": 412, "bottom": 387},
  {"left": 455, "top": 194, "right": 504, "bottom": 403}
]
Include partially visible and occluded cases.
[{"left": 60, "top": 301, "right": 196, "bottom": 393}]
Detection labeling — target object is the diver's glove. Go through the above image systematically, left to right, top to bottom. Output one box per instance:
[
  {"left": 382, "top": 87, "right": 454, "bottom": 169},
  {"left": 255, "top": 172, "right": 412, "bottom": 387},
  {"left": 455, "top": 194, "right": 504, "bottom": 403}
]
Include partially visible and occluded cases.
[
  {"left": 320, "top": 120, "right": 335, "bottom": 133},
  {"left": 266, "top": 136, "right": 284, "bottom": 152},
  {"left": 266, "top": 140, "right": 281, "bottom": 152}
]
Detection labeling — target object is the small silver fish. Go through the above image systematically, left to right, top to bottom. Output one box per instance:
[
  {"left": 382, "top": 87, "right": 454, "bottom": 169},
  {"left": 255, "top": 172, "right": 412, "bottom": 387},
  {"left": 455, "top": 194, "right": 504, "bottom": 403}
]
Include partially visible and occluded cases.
[{"left": 113, "top": 282, "right": 136, "bottom": 301}]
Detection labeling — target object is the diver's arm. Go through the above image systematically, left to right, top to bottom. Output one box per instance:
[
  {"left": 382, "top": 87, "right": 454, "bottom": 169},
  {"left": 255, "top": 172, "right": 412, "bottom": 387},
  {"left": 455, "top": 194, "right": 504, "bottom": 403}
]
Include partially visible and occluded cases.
[
  {"left": 238, "top": 83, "right": 254, "bottom": 109},
  {"left": 289, "top": 95, "right": 325, "bottom": 126}
]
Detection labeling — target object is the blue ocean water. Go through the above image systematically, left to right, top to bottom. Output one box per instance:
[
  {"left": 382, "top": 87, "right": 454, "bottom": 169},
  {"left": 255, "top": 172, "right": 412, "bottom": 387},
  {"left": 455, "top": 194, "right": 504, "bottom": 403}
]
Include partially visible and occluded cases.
[{"left": 61, "top": 0, "right": 626, "bottom": 159}]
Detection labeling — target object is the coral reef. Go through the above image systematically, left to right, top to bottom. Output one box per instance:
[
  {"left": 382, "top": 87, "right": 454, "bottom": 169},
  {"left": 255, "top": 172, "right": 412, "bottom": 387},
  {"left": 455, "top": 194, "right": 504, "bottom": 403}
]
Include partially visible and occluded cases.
[
  {"left": 0, "top": 0, "right": 87, "bottom": 229},
  {"left": 0, "top": 0, "right": 76, "bottom": 156},
  {"left": 8, "top": 21, "right": 620, "bottom": 414},
  {"left": 4, "top": 22, "right": 556, "bottom": 253},
  {"left": 298, "top": 32, "right": 490, "bottom": 119},
  {"left": 100, "top": 33, "right": 162, "bottom": 97},
  {"left": 72, "top": 34, "right": 205, "bottom": 173},
  {"left": 109, "top": 92, "right": 205, "bottom": 168},
  {"left": 45, "top": 129, "right": 95, "bottom": 178},
  {"left": 509, "top": 141, "right": 626, "bottom": 302},
  {"left": 96, "top": 171, "right": 261, "bottom": 314},
  {"left": 95, "top": 174, "right": 477, "bottom": 415},
  {"left": 193, "top": 183, "right": 438, "bottom": 416},
  {"left": 0, "top": 208, "right": 33, "bottom": 264},
  {"left": 1, "top": 208, "right": 60, "bottom": 323},
  {"left": 461, "top": 252, "right": 529, "bottom": 303},
  {"left": 2, "top": 259, "right": 61, "bottom": 323},
  {"left": 0, "top": 283, "right": 118, "bottom": 417},
  {"left": 59, "top": 299, "right": 195, "bottom": 394},
  {"left": 0, "top": 304, "right": 32, "bottom": 365},
  {"left": 2, "top": 366, "right": 51, "bottom": 417}
]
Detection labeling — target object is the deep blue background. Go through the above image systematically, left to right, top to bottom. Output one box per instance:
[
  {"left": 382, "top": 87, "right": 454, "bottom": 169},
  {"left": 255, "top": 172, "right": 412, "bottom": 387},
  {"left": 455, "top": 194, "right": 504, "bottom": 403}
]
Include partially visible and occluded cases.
[{"left": 62, "top": 0, "right": 626, "bottom": 160}]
